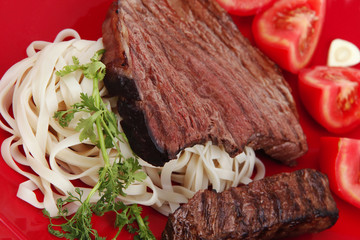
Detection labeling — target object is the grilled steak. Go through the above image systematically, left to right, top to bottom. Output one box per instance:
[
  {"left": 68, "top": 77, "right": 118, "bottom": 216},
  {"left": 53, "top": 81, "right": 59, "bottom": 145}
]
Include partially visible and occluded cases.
[
  {"left": 102, "top": 0, "right": 308, "bottom": 166},
  {"left": 161, "top": 169, "right": 339, "bottom": 240}
]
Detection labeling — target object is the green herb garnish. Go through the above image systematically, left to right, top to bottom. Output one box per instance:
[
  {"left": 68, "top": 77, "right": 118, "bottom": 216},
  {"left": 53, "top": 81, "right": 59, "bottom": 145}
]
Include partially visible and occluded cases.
[{"left": 45, "top": 50, "right": 155, "bottom": 240}]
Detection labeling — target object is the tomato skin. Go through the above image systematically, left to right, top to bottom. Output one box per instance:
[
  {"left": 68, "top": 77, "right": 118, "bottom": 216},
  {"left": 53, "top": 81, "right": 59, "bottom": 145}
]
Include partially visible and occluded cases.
[
  {"left": 215, "top": 0, "right": 277, "bottom": 16},
  {"left": 252, "top": 0, "right": 326, "bottom": 73},
  {"left": 298, "top": 66, "right": 360, "bottom": 133},
  {"left": 320, "top": 137, "right": 360, "bottom": 209}
]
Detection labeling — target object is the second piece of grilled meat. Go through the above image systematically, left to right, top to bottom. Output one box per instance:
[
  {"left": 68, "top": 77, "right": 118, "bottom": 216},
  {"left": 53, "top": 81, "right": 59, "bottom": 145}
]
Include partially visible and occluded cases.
[{"left": 162, "top": 169, "right": 339, "bottom": 240}]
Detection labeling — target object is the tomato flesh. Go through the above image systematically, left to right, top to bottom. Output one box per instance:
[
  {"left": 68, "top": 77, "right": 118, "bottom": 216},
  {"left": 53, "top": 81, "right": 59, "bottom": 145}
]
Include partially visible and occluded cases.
[
  {"left": 215, "top": 0, "right": 276, "bottom": 16},
  {"left": 252, "top": 0, "right": 325, "bottom": 73},
  {"left": 298, "top": 66, "right": 360, "bottom": 133},
  {"left": 320, "top": 137, "right": 360, "bottom": 209}
]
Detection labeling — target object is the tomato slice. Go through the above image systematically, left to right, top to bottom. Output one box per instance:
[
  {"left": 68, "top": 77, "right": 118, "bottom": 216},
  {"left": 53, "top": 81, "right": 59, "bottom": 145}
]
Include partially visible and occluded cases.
[
  {"left": 215, "top": 0, "right": 277, "bottom": 16},
  {"left": 252, "top": 0, "right": 325, "bottom": 73},
  {"left": 298, "top": 66, "right": 360, "bottom": 133},
  {"left": 320, "top": 137, "right": 360, "bottom": 209}
]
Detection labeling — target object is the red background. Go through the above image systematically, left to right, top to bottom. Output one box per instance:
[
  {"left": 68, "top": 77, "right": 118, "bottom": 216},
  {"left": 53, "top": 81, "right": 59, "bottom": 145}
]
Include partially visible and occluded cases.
[{"left": 0, "top": 0, "right": 359, "bottom": 239}]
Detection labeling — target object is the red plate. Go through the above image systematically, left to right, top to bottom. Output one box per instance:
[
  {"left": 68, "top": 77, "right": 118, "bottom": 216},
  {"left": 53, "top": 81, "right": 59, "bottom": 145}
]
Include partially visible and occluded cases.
[{"left": 0, "top": 0, "right": 359, "bottom": 239}]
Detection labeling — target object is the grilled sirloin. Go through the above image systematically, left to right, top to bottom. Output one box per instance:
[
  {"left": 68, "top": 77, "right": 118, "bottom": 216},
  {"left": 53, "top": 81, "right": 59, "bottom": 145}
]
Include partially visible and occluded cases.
[{"left": 101, "top": 0, "right": 307, "bottom": 167}]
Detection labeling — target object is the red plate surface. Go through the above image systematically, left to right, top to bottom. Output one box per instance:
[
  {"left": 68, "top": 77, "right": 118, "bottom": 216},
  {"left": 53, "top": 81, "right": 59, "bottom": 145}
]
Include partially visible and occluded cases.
[{"left": 0, "top": 0, "right": 359, "bottom": 239}]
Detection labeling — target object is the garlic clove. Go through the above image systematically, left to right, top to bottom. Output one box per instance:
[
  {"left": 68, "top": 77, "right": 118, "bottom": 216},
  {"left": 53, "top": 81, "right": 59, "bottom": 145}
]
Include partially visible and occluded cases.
[{"left": 327, "top": 38, "right": 360, "bottom": 67}]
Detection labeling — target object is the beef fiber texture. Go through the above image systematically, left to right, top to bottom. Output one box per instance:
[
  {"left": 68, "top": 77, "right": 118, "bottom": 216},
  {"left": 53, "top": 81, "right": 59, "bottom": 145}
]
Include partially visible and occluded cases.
[
  {"left": 102, "top": 0, "right": 308, "bottom": 166},
  {"left": 161, "top": 169, "right": 339, "bottom": 240}
]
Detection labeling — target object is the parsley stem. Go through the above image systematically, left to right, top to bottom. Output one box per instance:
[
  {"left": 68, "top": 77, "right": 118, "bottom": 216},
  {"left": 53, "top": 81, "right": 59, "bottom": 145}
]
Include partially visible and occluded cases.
[
  {"left": 93, "top": 76, "right": 101, "bottom": 109},
  {"left": 92, "top": 77, "right": 111, "bottom": 167},
  {"left": 82, "top": 79, "right": 111, "bottom": 205},
  {"left": 100, "top": 116, "right": 122, "bottom": 155},
  {"left": 96, "top": 117, "right": 111, "bottom": 166},
  {"left": 135, "top": 210, "right": 150, "bottom": 236},
  {"left": 112, "top": 223, "right": 125, "bottom": 240}
]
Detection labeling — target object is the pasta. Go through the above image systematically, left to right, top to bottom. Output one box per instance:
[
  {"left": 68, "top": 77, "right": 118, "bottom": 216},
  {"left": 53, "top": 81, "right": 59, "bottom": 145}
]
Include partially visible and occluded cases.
[{"left": 0, "top": 29, "right": 265, "bottom": 217}]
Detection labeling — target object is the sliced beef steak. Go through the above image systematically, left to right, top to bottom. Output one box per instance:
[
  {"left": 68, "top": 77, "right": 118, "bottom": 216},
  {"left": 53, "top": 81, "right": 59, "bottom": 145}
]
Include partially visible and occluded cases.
[
  {"left": 102, "top": 0, "right": 308, "bottom": 166},
  {"left": 161, "top": 169, "right": 339, "bottom": 240}
]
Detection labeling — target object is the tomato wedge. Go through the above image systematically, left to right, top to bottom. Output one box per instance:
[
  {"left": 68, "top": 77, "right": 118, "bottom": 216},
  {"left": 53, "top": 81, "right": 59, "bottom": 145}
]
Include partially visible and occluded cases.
[
  {"left": 215, "top": 0, "right": 277, "bottom": 16},
  {"left": 252, "top": 0, "right": 326, "bottom": 73},
  {"left": 298, "top": 66, "right": 360, "bottom": 133},
  {"left": 320, "top": 137, "right": 360, "bottom": 209}
]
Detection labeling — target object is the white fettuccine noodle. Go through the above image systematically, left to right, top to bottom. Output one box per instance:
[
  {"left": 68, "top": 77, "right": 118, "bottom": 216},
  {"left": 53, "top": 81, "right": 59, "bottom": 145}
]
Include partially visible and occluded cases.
[{"left": 0, "top": 29, "right": 265, "bottom": 217}]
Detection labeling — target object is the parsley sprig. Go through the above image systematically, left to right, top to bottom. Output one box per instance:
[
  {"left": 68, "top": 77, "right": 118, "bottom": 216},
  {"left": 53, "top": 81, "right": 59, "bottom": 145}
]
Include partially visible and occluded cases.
[{"left": 45, "top": 50, "right": 155, "bottom": 240}]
